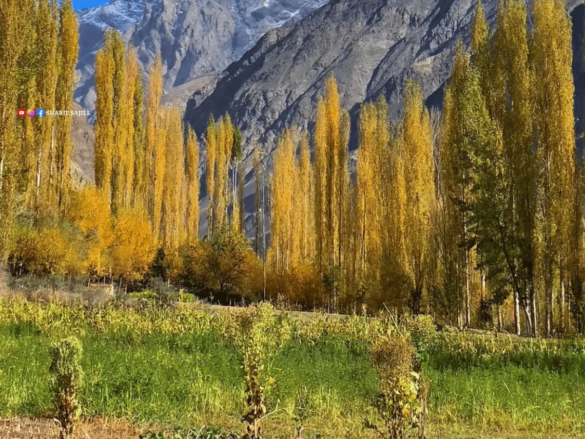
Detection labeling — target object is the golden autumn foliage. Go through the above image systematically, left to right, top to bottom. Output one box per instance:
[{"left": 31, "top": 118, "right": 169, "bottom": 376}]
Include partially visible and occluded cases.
[
  {"left": 0, "top": 0, "right": 78, "bottom": 258},
  {"left": 54, "top": 0, "right": 78, "bottom": 211},
  {"left": 532, "top": 0, "right": 576, "bottom": 335},
  {"left": 147, "top": 56, "right": 165, "bottom": 237},
  {"left": 401, "top": 81, "right": 435, "bottom": 313},
  {"left": 161, "top": 107, "right": 185, "bottom": 249},
  {"left": 186, "top": 128, "right": 200, "bottom": 244},
  {"left": 270, "top": 129, "right": 297, "bottom": 273},
  {"left": 67, "top": 187, "right": 113, "bottom": 277},
  {"left": 111, "top": 209, "right": 156, "bottom": 282},
  {"left": 8, "top": 226, "right": 82, "bottom": 277},
  {"left": 183, "top": 226, "right": 262, "bottom": 300}
]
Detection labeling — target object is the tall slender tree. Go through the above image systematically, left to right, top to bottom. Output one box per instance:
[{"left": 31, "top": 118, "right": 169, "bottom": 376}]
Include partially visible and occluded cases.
[
  {"left": 54, "top": 0, "right": 78, "bottom": 211},
  {"left": 532, "top": 0, "right": 576, "bottom": 335},
  {"left": 146, "top": 56, "right": 164, "bottom": 235},
  {"left": 402, "top": 80, "right": 435, "bottom": 314},
  {"left": 205, "top": 116, "right": 217, "bottom": 237},
  {"left": 186, "top": 127, "right": 200, "bottom": 244}
]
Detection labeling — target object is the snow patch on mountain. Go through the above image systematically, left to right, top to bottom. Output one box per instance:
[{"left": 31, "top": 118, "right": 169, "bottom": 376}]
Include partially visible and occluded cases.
[{"left": 77, "top": 0, "right": 147, "bottom": 34}]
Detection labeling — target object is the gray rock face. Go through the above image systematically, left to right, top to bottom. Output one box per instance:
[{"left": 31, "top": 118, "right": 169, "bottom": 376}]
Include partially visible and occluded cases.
[
  {"left": 74, "top": 0, "right": 329, "bottom": 115},
  {"left": 185, "top": 0, "right": 583, "bottom": 162}
]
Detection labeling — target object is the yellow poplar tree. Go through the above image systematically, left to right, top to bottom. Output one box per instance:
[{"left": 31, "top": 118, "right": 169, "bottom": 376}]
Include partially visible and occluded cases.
[
  {"left": 30, "top": 0, "right": 58, "bottom": 215},
  {"left": 54, "top": 0, "right": 78, "bottom": 210},
  {"left": 532, "top": 0, "right": 575, "bottom": 334},
  {"left": 94, "top": 38, "right": 115, "bottom": 205},
  {"left": 131, "top": 54, "right": 145, "bottom": 207},
  {"left": 145, "top": 56, "right": 164, "bottom": 235},
  {"left": 402, "top": 80, "right": 435, "bottom": 314},
  {"left": 162, "top": 107, "right": 184, "bottom": 249},
  {"left": 213, "top": 115, "right": 233, "bottom": 231},
  {"left": 205, "top": 116, "right": 217, "bottom": 237},
  {"left": 186, "top": 127, "right": 200, "bottom": 244},
  {"left": 270, "top": 129, "right": 296, "bottom": 273},
  {"left": 298, "top": 132, "right": 314, "bottom": 261},
  {"left": 254, "top": 144, "right": 262, "bottom": 254}
]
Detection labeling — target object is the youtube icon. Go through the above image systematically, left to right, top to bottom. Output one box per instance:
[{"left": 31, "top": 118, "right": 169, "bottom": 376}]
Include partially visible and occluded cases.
[{"left": 18, "top": 109, "right": 25, "bottom": 117}]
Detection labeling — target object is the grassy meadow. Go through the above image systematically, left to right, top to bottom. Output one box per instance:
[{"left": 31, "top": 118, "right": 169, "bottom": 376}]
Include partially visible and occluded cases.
[{"left": 0, "top": 298, "right": 584, "bottom": 438}]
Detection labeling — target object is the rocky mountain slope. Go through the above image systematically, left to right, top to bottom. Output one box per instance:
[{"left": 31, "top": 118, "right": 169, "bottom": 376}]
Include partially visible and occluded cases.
[
  {"left": 74, "top": 0, "right": 330, "bottom": 115},
  {"left": 185, "top": 0, "right": 583, "bottom": 161}
]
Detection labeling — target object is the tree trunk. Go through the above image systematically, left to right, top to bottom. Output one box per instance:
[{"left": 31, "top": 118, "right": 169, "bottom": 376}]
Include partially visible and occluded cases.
[
  {"left": 464, "top": 246, "right": 470, "bottom": 327},
  {"left": 560, "top": 279, "right": 566, "bottom": 333},
  {"left": 529, "top": 284, "right": 538, "bottom": 337},
  {"left": 514, "top": 289, "right": 521, "bottom": 336}
]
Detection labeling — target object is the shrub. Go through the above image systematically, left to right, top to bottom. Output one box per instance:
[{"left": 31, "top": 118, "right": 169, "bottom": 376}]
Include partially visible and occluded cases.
[
  {"left": 111, "top": 209, "right": 157, "bottom": 284},
  {"left": 8, "top": 224, "right": 83, "bottom": 278},
  {"left": 182, "top": 227, "right": 261, "bottom": 302},
  {"left": 219, "top": 303, "right": 292, "bottom": 439},
  {"left": 370, "top": 336, "right": 422, "bottom": 439},
  {"left": 49, "top": 337, "right": 84, "bottom": 438}
]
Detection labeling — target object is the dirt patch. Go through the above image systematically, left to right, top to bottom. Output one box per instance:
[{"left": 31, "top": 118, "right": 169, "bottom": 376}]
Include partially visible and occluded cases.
[{"left": 0, "top": 418, "right": 144, "bottom": 439}]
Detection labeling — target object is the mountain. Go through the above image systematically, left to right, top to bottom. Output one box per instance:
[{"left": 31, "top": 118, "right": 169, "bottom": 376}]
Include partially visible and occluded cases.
[
  {"left": 74, "top": 0, "right": 330, "bottom": 115},
  {"left": 185, "top": 0, "right": 583, "bottom": 162}
]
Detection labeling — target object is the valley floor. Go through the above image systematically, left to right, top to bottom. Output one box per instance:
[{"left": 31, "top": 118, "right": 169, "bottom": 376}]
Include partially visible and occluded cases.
[{"left": 0, "top": 297, "right": 584, "bottom": 439}]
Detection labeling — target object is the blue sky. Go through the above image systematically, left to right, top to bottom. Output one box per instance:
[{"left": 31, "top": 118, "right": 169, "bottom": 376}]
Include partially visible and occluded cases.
[{"left": 73, "top": 0, "right": 109, "bottom": 10}]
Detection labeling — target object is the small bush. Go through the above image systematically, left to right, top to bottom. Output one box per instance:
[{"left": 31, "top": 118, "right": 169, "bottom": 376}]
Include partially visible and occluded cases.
[
  {"left": 220, "top": 303, "right": 292, "bottom": 439},
  {"left": 370, "top": 336, "right": 422, "bottom": 439},
  {"left": 50, "top": 337, "right": 84, "bottom": 438}
]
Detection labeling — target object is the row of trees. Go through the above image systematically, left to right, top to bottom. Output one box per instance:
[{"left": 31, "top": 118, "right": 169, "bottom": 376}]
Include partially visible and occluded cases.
[
  {"left": 0, "top": 0, "right": 78, "bottom": 256},
  {"left": 1, "top": 0, "right": 583, "bottom": 335},
  {"left": 268, "top": 0, "right": 582, "bottom": 336},
  {"left": 94, "top": 32, "right": 201, "bottom": 250}
]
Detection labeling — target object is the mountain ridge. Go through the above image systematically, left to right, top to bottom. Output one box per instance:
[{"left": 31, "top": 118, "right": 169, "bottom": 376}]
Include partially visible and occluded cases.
[
  {"left": 74, "top": 0, "right": 330, "bottom": 116},
  {"left": 185, "top": 0, "right": 583, "bottom": 159}
]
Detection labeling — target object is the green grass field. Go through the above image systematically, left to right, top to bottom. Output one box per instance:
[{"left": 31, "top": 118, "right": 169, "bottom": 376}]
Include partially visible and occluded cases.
[{"left": 0, "top": 304, "right": 584, "bottom": 438}]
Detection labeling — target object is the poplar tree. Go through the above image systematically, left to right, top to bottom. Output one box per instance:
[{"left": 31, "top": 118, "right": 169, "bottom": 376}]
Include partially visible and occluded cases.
[
  {"left": 0, "top": 0, "right": 31, "bottom": 256},
  {"left": 32, "top": 0, "right": 58, "bottom": 215},
  {"left": 54, "top": 0, "right": 78, "bottom": 210},
  {"left": 480, "top": 0, "right": 536, "bottom": 335},
  {"left": 532, "top": 0, "right": 575, "bottom": 334},
  {"left": 471, "top": 2, "right": 491, "bottom": 102},
  {"left": 108, "top": 31, "right": 128, "bottom": 214},
  {"left": 94, "top": 37, "right": 115, "bottom": 205},
  {"left": 441, "top": 43, "right": 479, "bottom": 327},
  {"left": 122, "top": 50, "right": 139, "bottom": 207},
  {"left": 131, "top": 54, "right": 145, "bottom": 207},
  {"left": 145, "top": 56, "right": 163, "bottom": 233},
  {"left": 313, "top": 74, "right": 350, "bottom": 305},
  {"left": 402, "top": 80, "right": 435, "bottom": 314},
  {"left": 431, "top": 91, "right": 464, "bottom": 322},
  {"left": 356, "top": 99, "right": 388, "bottom": 285},
  {"left": 152, "top": 104, "right": 167, "bottom": 241},
  {"left": 162, "top": 108, "right": 184, "bottom": 249},
  {"left": 214, "top": 115, "right": 233, "bottom": 232},
  {"left": 205, "top": 116, "right": 217, "bottom": 237},
  {"left": 386, "top": 124, "right": 409, "bottom": 309},
  {"left": 186, "top": 128, "right": 200, "bottom": 244},
  {"left": 231, "top": 128, "right": 244, "bottom": 233},
  {"left": 270, "top": 129, "right": 296, "bottom": 273},
  {"left": 298, "top": 132, "right": 314, "bottom": 261},
  {"left": 254, "top": 144, "right": 262, "bottom": 254}
]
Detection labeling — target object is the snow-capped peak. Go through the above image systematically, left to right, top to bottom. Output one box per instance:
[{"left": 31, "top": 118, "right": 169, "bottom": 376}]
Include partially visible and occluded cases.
[{"left": 77, "top": 0, "right": 149, "bottom": 34}]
